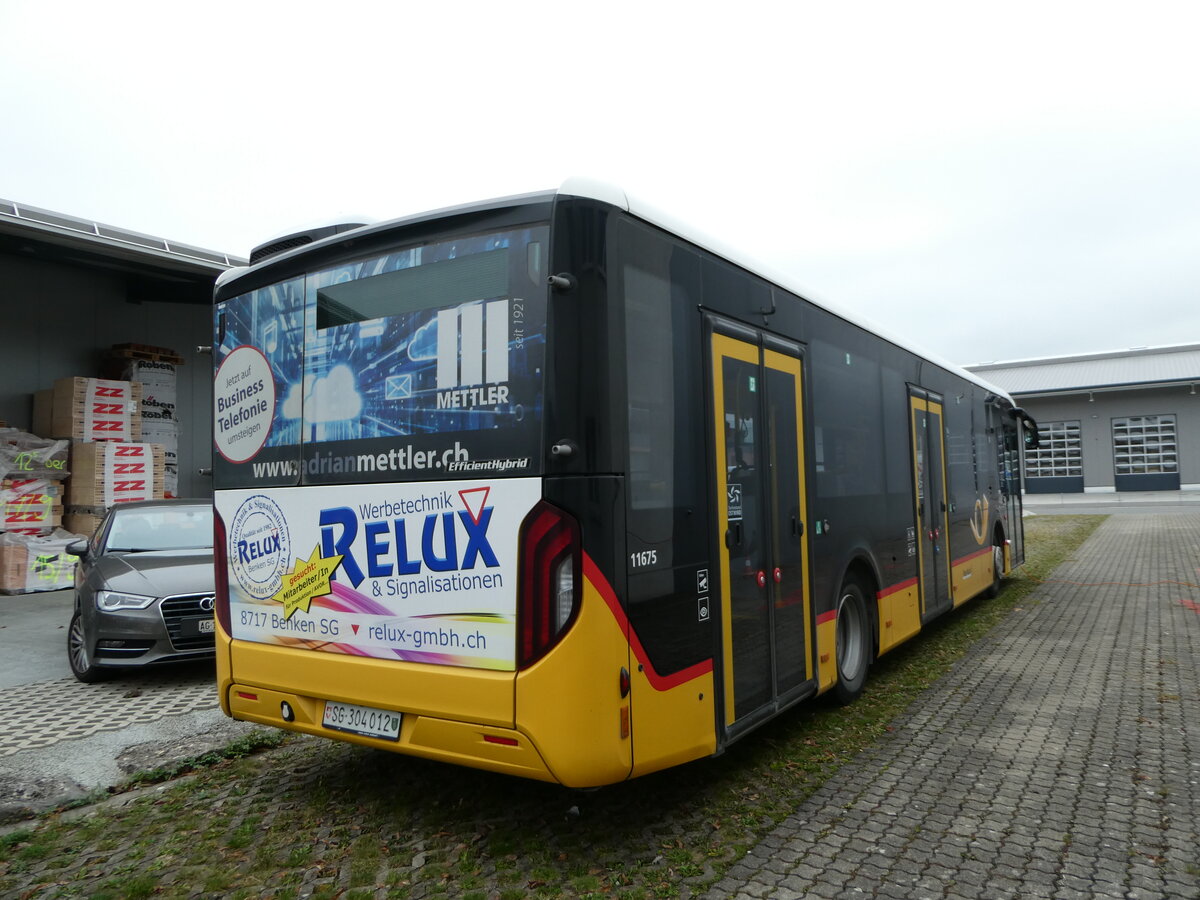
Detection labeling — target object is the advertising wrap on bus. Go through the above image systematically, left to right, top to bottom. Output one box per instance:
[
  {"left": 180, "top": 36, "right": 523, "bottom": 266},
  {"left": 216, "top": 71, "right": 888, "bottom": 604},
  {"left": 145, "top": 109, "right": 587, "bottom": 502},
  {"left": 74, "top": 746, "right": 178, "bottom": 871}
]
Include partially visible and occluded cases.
[
  {"left": 211, "top": 225, "right": 549, "bottom": 489},
  {"left": 211, "top": 225, "right": 550, "bottom": 670},
  {"left": 215, "top": 478, "right": 540, "bottom": 670}
]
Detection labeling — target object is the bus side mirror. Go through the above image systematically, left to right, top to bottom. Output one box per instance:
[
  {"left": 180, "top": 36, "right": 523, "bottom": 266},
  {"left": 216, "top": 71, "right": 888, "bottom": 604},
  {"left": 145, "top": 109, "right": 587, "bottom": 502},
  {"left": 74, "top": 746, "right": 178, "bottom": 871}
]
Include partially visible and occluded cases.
[{"left": 1010, "top": 407, "right": 1040, "bottom": 450}]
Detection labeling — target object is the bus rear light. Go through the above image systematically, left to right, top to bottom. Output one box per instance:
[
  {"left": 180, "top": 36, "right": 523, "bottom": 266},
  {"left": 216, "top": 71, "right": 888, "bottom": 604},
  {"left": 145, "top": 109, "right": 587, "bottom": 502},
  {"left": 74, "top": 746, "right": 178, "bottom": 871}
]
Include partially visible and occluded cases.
[
  {"left": 517, "top": 500, "right": 581, "bottom": 668},
  {"left": 214, "top": 508, "right": 232, "bottom": 635},
  {"left": 556, "top": 554, "right": 575, "bottom": 624},
  {"left": 236, "top": 691, "right": 258, "bottom": 701},
  {"left": 483, "top": 734, "right": 519, "bottom": 746}
]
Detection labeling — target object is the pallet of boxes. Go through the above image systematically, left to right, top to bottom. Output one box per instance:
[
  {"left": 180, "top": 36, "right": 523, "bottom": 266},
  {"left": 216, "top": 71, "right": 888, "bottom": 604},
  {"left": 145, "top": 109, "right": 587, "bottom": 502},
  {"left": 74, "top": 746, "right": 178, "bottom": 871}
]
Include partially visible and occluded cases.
[
  {"left": 100, "top": 343, "right": 182, "bottom": 500},
  {"left": 33, "top": 372, "right": 166, "bottom": 542},
  {"left": 0, "top": 427, "right": 80, "bottom": 594}
]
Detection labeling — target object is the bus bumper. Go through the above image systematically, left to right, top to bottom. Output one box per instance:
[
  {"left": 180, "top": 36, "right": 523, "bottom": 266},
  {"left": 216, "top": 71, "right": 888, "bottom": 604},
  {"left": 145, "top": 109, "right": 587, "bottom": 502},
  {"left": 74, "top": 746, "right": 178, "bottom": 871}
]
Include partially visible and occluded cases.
[{"left": 226, "top": 683, "right": 559, "bottom": 783}]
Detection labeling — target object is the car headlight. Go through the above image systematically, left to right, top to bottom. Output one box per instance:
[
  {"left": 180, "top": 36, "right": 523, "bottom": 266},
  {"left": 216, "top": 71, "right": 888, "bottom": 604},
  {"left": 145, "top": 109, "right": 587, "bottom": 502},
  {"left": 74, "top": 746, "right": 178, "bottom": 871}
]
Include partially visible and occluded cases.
[{"left": 96, "top": 590, "right": 157, "bottom": 611}]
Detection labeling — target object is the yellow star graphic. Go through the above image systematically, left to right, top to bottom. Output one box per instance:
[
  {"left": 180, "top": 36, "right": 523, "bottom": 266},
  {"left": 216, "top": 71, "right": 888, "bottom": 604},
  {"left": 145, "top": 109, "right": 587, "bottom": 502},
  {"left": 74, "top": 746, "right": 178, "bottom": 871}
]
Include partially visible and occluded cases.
[{"left": 273, "top": 545, "right": 343, "bottom": 620}]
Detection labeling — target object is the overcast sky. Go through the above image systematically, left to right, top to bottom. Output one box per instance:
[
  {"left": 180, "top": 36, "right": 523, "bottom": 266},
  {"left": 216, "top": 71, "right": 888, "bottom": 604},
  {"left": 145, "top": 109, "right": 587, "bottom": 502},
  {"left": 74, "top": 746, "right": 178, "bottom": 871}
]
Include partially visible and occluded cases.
[{"left": 2, "top": 1, "right": 1198, "bottom": 365}]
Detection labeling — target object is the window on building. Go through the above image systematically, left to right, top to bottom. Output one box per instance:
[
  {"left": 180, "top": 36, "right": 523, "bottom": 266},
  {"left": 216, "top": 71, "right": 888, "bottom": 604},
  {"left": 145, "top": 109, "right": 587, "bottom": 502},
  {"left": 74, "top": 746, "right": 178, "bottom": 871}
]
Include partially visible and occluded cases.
[
  {"left": 1112, "top": 415, "right": 1178, "bottom": 475},
  {"left": 1026, "top": 421, "right": 1082, "bottom": 478}
]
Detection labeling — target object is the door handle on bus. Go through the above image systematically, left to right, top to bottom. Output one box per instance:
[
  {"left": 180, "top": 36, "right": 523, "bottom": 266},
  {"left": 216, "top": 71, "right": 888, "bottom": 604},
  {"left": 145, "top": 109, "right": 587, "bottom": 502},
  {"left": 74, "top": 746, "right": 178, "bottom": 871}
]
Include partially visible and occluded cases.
[{"left": 725, "top": 521, "right": 743, "bottom": 549}]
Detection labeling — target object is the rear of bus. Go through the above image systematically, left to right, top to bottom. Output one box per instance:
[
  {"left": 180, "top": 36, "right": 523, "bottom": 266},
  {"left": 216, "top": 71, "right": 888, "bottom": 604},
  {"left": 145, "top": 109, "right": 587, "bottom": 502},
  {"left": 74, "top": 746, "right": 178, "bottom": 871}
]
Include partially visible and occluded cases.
[{"left": 211, "top": 189, "right": 699, "bottom": 787}]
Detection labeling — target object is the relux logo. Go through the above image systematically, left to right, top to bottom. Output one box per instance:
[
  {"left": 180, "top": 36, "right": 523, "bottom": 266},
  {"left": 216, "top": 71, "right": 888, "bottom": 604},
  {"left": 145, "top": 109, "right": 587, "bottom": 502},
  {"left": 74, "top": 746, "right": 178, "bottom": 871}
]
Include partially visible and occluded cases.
[
  {"left": 320, "top": 489, "right": 500, "bottom": 588},
  {"left": 228, "top": 494, "right": 292, "bottom": 601}
]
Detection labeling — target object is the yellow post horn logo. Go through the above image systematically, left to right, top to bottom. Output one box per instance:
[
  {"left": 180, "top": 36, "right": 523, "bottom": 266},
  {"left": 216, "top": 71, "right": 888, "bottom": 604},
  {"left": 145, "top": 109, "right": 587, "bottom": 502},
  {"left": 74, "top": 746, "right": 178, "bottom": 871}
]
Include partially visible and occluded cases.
[{"left": 969, "top": 496, "right": 990, "bottom": 545}]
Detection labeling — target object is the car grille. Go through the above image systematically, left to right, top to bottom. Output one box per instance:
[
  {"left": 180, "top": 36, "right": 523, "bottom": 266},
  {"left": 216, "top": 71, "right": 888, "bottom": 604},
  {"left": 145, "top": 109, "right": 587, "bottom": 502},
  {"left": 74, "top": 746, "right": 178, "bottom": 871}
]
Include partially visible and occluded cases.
[{"left": 160, "top": 592, "right": 217, "bottom": 652}]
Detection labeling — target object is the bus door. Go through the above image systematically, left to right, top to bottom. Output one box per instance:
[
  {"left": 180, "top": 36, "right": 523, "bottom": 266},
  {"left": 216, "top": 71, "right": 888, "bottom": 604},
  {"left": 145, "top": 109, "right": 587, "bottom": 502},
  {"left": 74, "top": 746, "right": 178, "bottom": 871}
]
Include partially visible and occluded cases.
[
  {"left": 709, "top": 321, "right": 814, "bottom": 736},
  {"left": 909, "top": 387, "right": 953, "bottom": 618},
  {"left": 1003, "top": 418, "right": 1025, "bottom": 566}
]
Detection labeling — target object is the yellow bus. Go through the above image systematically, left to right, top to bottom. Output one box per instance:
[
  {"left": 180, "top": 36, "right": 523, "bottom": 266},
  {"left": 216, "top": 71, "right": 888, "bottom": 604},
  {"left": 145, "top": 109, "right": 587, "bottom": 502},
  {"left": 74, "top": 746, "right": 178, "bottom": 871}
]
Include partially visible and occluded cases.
[{"left": 212, "top": 179, "right": 1034, "bottom": 787}]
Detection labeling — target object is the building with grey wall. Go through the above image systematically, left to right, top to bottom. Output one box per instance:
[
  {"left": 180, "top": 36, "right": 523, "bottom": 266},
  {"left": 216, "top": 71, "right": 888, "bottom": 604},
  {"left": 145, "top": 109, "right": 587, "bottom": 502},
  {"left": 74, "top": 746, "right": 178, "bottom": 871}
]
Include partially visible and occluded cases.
[
  {"left": 1, "top": 199, "right": 244, "bottom": 499},
  {"left": 967, "top": 345, "right": 1200, "bottom": 493}
]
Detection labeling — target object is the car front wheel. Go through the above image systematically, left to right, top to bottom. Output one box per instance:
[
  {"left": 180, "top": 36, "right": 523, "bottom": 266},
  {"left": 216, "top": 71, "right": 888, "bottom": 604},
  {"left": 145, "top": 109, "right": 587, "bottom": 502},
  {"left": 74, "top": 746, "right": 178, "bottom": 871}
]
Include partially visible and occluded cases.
[{"left": 68, "top": 612, "right": 106, "bottom": 683}]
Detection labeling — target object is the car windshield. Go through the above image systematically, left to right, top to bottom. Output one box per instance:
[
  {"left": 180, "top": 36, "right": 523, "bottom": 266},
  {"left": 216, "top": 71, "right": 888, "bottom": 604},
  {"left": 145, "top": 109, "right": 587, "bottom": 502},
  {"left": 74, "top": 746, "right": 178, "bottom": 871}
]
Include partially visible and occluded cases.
[{"left": 105, "top": 505, "right": 214, "bottom": 552}]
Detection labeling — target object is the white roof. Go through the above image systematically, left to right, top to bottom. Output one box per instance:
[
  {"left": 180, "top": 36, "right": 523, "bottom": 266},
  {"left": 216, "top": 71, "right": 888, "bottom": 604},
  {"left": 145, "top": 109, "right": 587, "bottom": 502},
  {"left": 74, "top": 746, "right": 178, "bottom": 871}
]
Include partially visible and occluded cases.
[
  {"left": 558, "top": 178, "right": 1012, "bottom": 402},
  {"left": 964, "top": 344, "right": 1200, "bottom": 395}
]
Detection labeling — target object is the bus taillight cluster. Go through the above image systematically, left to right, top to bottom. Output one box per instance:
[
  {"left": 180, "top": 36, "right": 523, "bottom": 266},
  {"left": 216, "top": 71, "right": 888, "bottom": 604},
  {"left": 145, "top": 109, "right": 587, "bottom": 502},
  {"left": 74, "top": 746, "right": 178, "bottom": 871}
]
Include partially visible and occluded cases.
[{"left": 517, "top": 501, "right": 581, "bottom": 668}]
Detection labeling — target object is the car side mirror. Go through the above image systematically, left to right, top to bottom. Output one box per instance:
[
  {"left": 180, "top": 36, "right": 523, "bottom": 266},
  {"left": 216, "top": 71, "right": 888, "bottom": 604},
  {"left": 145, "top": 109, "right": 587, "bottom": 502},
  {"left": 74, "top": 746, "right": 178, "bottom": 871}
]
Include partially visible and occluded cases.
[{"left": 66, "top": 539, "right": 90, "bottom": 558}]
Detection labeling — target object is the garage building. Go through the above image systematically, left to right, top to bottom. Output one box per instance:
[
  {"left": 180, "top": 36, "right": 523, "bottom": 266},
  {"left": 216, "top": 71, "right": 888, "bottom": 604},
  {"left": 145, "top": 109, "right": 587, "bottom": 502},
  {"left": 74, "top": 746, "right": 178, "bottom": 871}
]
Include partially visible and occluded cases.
[
  {"left": 0, "top": 199, "right": 245, "bottom": 501},
  {"left": 966, "top": 345, "right": 1200, "bottom": 494}
]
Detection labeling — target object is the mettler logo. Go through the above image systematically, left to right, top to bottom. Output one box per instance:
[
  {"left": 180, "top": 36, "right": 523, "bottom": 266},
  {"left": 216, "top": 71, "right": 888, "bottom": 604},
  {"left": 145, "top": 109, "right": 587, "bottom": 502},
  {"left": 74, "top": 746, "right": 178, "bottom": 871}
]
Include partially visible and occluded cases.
[
  {"left": 435, "top": 301, "right": 510, "bottom": 409},
  {"left": 319, "top": 487, "right": 499, "bottom": 588},
  {"left": 229, "top": 494, "right": 292, "bottom": 600}
]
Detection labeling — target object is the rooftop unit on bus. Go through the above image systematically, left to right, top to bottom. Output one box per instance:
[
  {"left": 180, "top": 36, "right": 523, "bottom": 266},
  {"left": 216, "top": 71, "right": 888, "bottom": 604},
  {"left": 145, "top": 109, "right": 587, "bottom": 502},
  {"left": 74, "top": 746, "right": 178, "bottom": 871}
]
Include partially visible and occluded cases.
[{"left": 249, "top": 220, "right": 371, "bottom": 265}]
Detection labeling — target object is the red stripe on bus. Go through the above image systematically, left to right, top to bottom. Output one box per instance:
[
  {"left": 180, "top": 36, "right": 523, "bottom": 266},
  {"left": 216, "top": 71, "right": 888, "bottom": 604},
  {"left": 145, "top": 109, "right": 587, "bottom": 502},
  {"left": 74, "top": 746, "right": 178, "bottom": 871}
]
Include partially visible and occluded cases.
[
  {"left": 952, "top": 546, "right": 992, "bottom": 567},
  {"left": 583, "top": 554, "right": 713, "bottom": 692},
  {"left": 877, "top": 577, "right": 918, "bottom": 598},
  {"left": 816, "top": 610, "right": 837, "bottom": 625}
]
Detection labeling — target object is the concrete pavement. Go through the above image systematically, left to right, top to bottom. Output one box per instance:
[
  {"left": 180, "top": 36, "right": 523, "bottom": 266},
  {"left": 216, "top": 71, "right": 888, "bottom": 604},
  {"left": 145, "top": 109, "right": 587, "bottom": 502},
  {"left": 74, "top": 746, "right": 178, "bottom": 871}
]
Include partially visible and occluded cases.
[
  {"left": 1023, "top": 489, "right": 1200, "bottom": 516},
  {"left": 706, "top": 511, "right": 1200, "bottom": 899},
  {"left": 0, "top": 587, "right": 257, "bottom": 821},
  {"left": 0, "top": 589, "right": 76, "bottom": 688}
]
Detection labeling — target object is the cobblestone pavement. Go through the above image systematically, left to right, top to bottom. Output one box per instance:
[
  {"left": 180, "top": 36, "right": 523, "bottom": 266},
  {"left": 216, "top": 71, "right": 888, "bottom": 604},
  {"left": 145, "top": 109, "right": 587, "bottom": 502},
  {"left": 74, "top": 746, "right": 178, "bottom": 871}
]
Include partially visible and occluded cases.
[
  {"left": 706, "top": 513, "right": 1200, "bottom": 900},
  {"left": 3, "top": 514, "right": 1198, "bottom": 898},
  {"left": 0, "top": 661, "right": 259, "bottom": 821},
  {"left": 0, "top": 670, "right": 217, "bottom": 757}
]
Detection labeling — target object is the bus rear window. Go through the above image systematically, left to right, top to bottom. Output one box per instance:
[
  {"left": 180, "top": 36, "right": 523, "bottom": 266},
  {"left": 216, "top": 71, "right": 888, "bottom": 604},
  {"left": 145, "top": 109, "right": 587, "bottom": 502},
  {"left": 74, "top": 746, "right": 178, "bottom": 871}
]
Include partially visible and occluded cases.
[
  {"left": 213, "top": 224, "right": 549, "bottom": 487},
  {"left": 316, "top": 248, "right": 509, "bottom": 328}
]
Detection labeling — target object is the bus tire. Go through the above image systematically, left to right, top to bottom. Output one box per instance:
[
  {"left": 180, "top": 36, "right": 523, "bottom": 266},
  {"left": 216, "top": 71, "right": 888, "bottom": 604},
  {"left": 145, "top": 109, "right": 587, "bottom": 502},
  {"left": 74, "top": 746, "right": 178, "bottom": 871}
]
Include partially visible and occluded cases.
[
  {"left": 984, "top": 542, "right": 1004, "bottom": 599},
  {"left": 831, "top": 574, "right": 872, "bottom": 704}
]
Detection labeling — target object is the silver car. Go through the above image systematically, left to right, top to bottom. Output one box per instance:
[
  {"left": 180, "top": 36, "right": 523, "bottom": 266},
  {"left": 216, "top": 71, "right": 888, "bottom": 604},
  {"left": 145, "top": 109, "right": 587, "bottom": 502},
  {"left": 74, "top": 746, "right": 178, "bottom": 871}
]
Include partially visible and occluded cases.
[{"left": 66, "top": 499, "right": 215, "bottom": 683}]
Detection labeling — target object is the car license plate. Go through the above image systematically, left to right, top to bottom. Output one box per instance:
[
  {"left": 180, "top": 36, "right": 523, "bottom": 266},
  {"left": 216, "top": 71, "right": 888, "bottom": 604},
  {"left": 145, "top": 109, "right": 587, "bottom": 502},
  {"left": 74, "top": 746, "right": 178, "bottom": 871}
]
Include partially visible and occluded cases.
[
  {"left": 199, "top": 619, "right": 215, "bottom": 634},
  {"left": 322, "top": 700, "right": 401, "bottom": 741}
]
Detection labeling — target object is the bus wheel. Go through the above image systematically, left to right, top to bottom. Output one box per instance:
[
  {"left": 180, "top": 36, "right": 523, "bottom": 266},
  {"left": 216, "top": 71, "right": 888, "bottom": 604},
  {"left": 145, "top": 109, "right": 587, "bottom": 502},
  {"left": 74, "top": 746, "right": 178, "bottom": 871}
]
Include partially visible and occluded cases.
[
  {"left": 985, "top": 543, "right": 1004, "bottom": 599},
  {"left": 832, "top": 575, "right": 871, "bottom": 704}
]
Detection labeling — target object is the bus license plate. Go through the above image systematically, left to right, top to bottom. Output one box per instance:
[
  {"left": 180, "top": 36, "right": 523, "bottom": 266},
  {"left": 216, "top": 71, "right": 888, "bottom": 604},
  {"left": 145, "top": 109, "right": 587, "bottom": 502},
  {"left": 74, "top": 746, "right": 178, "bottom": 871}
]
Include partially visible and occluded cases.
[{"left": 322, "top": 700, "right": 402, "bottom": 741}]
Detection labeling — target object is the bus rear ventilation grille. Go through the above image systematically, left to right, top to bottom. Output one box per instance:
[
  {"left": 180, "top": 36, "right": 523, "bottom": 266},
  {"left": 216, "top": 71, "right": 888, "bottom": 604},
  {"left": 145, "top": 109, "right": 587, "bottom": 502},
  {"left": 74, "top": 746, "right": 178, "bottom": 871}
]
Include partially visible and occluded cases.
[{"left": 250, "top": 235, "right": 313, "bottom": 265}]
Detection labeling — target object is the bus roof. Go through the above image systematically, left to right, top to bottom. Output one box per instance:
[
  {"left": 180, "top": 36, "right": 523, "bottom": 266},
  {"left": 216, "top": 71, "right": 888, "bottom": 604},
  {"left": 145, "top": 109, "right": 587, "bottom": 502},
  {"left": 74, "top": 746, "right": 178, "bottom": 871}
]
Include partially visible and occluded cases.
[
  {"left": 218, "top": 177, "right": 1014, "bottom": 406},
  {"left": 556, "top": 177, "right": 1014, "bottom": 405}
]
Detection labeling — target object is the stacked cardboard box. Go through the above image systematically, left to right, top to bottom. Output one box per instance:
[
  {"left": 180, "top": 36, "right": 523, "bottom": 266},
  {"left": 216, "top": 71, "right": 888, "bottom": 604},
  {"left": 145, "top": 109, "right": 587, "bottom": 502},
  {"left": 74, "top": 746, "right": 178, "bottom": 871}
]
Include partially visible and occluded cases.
[
  {"left": 117, "top": 358, "right": 180, "bottom": 498},
  {"left": 34, "top": 378, "right": 143, "bottom": 443},
  {"left": 0, "top": 430, "right": 70, "bottom": 538},
  {"left": 0, "top": 430, "right": 81, "bottom": 591},
  {"left": 67, "top": 442, "right": 166, "bottom": 508},
  {"left": 2, "top": 479, "right": 63, "bottom": 535},
  {"left": 62, "top": 506, "right": 107, "bottom": 539},
  {"left": 0, "top": 530, "right": 80, "bottom": 594}
]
